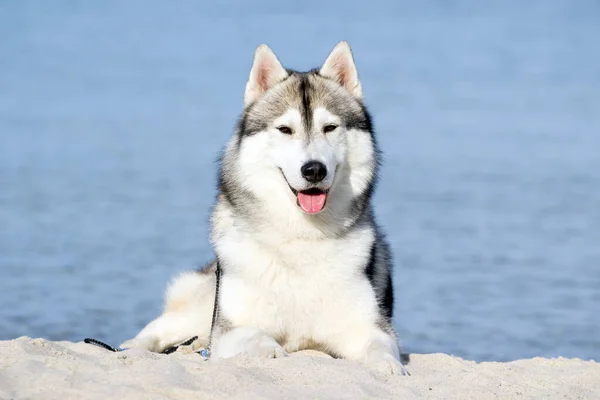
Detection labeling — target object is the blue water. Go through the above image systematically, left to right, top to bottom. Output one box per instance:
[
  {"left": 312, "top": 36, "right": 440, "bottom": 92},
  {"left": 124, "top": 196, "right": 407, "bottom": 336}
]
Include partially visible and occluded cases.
[{"left": 1, "top": 1, "right": 599, "bottom": 362}]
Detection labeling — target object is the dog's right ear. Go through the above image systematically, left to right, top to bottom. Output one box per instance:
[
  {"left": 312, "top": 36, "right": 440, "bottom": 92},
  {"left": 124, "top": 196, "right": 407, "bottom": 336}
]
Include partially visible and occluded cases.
[{"left": 244, "top": 45, "right": 288, "bottom": 106}]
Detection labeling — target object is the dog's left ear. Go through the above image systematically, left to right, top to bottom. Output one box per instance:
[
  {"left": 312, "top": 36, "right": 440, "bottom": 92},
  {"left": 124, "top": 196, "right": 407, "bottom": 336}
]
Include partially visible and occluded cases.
[
  {"left": 320, "top": 41, "right": 362, "bottom": 99},
  {"left": 245, "top": 44, "right": 289, "bottom": 106}
]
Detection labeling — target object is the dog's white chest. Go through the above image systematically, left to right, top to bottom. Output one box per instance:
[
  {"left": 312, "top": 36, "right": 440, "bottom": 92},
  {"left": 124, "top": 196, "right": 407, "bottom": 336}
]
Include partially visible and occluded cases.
[{"left": 217, "top": 227, "right": 379, "bottom": 351}]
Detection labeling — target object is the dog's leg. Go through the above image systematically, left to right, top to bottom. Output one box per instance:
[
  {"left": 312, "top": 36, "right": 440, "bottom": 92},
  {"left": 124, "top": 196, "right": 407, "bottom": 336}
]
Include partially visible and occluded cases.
[
  {"left": 120, "top": 269, "right": 216, "bottom": 352},
  {"left": 330, "top": 321, "right": 408, "bottom": 375},
  {"left": 212, "top": 325, "right": 288, "bottom": 359},
  {"left": 362, "top": 327, "right": 409, "bottom": 375}
]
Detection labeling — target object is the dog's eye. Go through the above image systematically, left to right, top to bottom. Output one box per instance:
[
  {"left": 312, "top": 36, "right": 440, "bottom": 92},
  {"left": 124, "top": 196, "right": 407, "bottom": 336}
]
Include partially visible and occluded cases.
[
  {"left": 323, "top": 124, "right": 338, "bottom": 133},
  {"left": 277, "top": 126, "right": 293, "bottom": 135}
]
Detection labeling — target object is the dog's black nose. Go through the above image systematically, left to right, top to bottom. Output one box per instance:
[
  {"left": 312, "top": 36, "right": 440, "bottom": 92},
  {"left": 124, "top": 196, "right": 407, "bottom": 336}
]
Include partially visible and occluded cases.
[{"left": 301, "top": 161, "right": 327, "bottom": 183}]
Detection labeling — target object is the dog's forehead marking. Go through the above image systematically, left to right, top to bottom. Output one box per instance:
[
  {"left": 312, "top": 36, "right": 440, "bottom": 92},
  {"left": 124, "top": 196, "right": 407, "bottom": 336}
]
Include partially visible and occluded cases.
[
  {"left": 241, "top": 71, "right": 371, "bottom": 137},
  {"left": 299, "top": 74, "right": 313, "bottom": 133}
]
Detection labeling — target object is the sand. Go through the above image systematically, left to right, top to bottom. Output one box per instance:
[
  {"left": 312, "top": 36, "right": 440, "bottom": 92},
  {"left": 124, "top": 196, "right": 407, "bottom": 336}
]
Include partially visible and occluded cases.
[{"left": 0, "top": 337, "right": 598, "bottom": 399}]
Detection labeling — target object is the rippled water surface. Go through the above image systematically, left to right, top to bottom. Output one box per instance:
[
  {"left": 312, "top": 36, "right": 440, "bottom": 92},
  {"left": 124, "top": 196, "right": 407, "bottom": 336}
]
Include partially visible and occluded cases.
[{"left": 1, "top": 1, "right": 599, "bottom": 361}]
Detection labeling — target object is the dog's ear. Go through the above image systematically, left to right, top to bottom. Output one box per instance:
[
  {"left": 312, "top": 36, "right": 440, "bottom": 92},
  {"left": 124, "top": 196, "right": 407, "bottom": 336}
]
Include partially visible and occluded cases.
[
  {"left": 320, "top": 41, "right": 362, "bottom": 99},
  {"left": 245, "top": 44, "right": 288, "bottom": 106}
]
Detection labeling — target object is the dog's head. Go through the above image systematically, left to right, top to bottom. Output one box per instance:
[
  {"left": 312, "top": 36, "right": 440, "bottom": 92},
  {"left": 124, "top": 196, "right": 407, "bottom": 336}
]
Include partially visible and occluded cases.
[{"left": 220, "top": 42, "right": 379, "bottom": 228}]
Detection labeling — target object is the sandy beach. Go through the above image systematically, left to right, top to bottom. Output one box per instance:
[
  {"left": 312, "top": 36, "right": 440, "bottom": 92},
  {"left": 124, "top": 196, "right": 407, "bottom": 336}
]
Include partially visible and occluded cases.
[{"left": 0, "top": 337, "right": 598, "bottom": 399}]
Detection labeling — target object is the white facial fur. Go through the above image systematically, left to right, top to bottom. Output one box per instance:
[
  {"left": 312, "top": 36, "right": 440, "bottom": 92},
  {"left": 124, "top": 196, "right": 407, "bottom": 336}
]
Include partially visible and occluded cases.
[
  {"left": 232, "top": 105, "right": 376, "bottom": 219},
  {"left": 273, "top": 107, "right": 344, "bottom": 191}
]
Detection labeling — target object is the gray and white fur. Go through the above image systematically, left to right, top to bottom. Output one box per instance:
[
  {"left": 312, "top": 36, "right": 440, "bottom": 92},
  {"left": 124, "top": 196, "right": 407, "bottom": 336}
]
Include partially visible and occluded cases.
[{"left": 121, "top": 42, "right": 406, "bottom": 375}]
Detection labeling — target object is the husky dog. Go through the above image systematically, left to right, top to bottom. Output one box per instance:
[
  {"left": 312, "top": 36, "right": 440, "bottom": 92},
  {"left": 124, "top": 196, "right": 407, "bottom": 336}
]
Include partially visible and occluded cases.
[{"left": 121, "top": 41, "right": 406, "bottom": 374}]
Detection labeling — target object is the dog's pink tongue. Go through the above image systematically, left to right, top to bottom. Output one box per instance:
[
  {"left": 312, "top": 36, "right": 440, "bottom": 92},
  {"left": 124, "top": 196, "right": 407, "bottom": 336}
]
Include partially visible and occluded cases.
[{"left": 297, "top": 191, "right": 327, "bottom": 214}]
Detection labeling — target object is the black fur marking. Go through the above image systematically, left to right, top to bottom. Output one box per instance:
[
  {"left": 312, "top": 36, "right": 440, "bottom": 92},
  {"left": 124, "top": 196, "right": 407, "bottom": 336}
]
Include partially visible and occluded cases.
[
  {"left": 299, "top": 74, "right": 312, "bottom": 133},
  {"left": 352, "top": 102, "right": 374, "bottom": 134},
  {"left": 348, "top": 103, "right": 380, "bottom": 219},
  {"left": 237, "top": 104, "right": 267, "bottom": 140},
  {"left": 236, "top": 110, "right": 250, "bottom": 141},
  {"left": 217, "top": 152, "right": 237, "bottom": 208},
  {"left": 377, "top": 230, "right": 395, "bottom": 321},
  {"left": 364, "top": 231, "right": 394, "bottom": 322},
  {"left": 365, "top": 242, "right": 377, "bottom": 282},
  {"left": 383, "top": 272, "right": 394, "bottom": 320}
]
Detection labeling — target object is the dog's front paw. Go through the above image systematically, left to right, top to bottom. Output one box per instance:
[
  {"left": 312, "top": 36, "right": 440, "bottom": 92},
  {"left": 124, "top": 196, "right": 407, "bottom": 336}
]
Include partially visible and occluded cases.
[
  {"left": 214, "top": 327, "right": 288, "bottom": 359},
  {"left": 120, "top": 335, "right": 163, "bottom": 352},
  {"left": 244, "top": 335, "right": 288, "bottom": 359},
  {"left": 367, "top": 354, "right": 410, "bottom": 376}
]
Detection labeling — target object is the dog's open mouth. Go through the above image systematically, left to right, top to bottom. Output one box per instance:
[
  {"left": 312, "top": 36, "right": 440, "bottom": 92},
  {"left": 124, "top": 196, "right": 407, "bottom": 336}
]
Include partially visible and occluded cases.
[
  {"left": 280, "top": 169, "right": 329, "bottom": 214},
  {"left": 288, "top": 186, "right": 328, "bottom": 214}
]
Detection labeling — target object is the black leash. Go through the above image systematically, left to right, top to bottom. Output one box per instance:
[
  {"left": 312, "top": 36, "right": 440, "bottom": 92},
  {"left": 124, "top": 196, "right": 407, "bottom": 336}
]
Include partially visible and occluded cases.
[
  {"left": 200, "top": 260, "right": 221, "bottom": 357},
  {"left": 84, "top": 261, "right": 221, "bottom": 357},
  {"left": 83, "top": 336, "right": 200, "bottom": 354},
  {"left": 162, "top": 336, "right": 200, "bottom": 354},
  {"left": 83, "top": 338, "right": 123, "bottom": 352}
]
